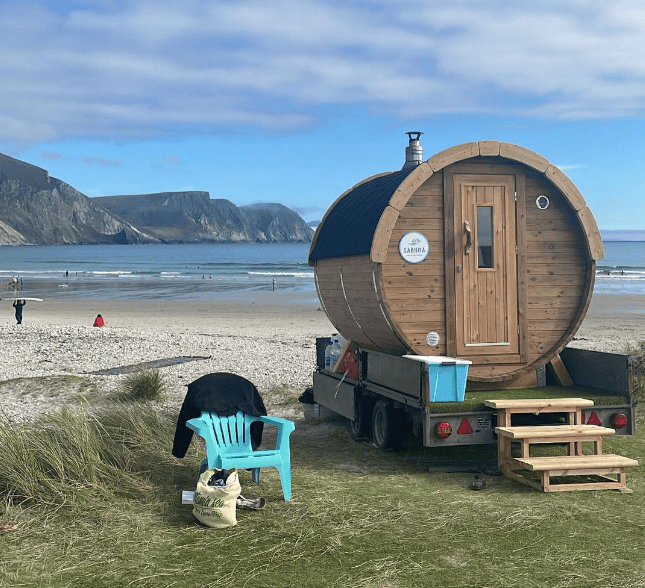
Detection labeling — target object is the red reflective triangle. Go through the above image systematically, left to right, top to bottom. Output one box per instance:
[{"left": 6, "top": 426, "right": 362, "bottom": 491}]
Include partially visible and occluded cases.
[
  {"left": 587, "top": 412, "right": 602, "bottom": 426},
  {"left": 457, "top": 418, "right": 473, "bottom": 434}
]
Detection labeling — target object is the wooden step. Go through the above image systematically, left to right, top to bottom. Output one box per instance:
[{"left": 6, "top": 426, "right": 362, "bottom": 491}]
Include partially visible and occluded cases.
[
  {"left": 485, "top": 397, "right": 594, "bottom": 427},
  {"left": 489, "top": 397, "right": 637, "bottom": 492},
  {"left": 485, "top": 398, "right": 594, "bottom": 411},
  {"left": 495, "top": 424, "right": 615, "bottom": 440},
  {"left": 496, "top": 424, "right": 614, "bottom": 459},
  {"left": 510, "top": 453, "right": 639, "bottom": 493},
  {"left": 515, "top": 454, "right": 638, "bottom": 473}
]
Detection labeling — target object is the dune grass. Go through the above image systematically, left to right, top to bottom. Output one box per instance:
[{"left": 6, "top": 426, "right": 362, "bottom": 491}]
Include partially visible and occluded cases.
[
  {"left": 626, "top": 340, "right": 645, "bottom": 403},
  {"left": 0, "top": 352, "right": 644, "bottom": 587},
  {"left": 118, "top": 368, "right": 166, "bottom": 401}
]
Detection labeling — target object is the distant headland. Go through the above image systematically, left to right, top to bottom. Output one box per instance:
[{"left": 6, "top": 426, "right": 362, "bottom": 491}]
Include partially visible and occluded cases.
[{"left": 0, "top": 152, "right": 313, "bottom": 246}]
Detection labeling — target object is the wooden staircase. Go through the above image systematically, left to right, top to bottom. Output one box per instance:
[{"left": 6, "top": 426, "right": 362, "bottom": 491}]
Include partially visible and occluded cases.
[{"left": 485, "top": 398, "right": 638, "bottom": 493}]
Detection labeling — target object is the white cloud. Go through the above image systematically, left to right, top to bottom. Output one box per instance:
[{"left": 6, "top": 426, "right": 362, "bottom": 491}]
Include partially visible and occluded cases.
[{"left": 1, "top": 0, "right": 645, "bottom": 146}]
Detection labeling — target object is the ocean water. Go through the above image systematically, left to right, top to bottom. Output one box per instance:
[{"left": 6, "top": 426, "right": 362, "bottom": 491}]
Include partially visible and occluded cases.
[
  {"left": 0, "top": 240, "right": 643, "bottom": 300},
  {"left": 596, "top": 241, "right": 645, "bottom": 295},
  {"left": 0, "top": 243, "right": 315, "bottom": 301}
]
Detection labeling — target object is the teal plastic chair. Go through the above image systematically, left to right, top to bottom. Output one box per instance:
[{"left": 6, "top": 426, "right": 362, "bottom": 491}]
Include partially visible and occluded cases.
[{"left": 186, "top": 411, "right": 296, "bottom": 500}]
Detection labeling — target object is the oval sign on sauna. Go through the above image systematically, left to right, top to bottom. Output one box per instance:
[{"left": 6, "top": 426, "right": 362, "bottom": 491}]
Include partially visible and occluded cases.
[{"left": 399, "top": 232, "right": 429, "bottom": 264}]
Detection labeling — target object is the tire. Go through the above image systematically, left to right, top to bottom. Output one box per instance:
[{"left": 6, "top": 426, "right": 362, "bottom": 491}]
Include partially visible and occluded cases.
[
  {"left": 350, "top": 399, "right": 372, "bottom": 440},
  {"left": 371, "top": 400, "right": 404, "bottom": 450}
]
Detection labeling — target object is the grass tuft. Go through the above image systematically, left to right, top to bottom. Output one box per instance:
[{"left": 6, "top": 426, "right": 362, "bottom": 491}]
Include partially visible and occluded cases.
[
  {"left": 625, "top": 340, "right": 645, "bottom": 400},
  {"left": 118, "top": 368, "right": 166, "bottom": 401},
  {"left": 0, "top": 404, "right": 176, "bottom": 505}
]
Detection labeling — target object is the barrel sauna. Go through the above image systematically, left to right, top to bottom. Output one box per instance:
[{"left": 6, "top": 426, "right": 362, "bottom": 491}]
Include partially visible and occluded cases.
[{"left": 308, "top": 136, "right": 604, "bottom": 387}]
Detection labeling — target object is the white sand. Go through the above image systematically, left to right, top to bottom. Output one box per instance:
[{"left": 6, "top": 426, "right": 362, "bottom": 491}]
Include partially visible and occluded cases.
[
  {"left": 1, "top": 291, "right": 644, "bottom": 422},
  {"left": 0, "top": 293, "right": 333, "bottom": 421}
]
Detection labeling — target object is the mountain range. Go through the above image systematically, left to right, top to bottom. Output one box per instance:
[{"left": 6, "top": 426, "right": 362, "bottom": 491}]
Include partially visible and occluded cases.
[{"left": 0, "top": 153, "right": 313, "bottom": 246}]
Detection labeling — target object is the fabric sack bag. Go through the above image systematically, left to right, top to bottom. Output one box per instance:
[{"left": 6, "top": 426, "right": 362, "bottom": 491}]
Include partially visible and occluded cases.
[{"left": 193, "top": 468, "right": 241, "bottom": 529}]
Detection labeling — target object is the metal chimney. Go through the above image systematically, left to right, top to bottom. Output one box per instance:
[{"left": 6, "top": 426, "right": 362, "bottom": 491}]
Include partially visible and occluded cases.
[{"left": 403, "top": 131, "right": 423, "bottom": 169}]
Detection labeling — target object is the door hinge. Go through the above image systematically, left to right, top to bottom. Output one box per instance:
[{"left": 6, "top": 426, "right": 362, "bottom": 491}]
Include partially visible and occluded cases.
[
  {"left": 514, "top": 191, "right": 517, "bottom": 201},
  {"left": 515, "top": 245, "right": 518, "bottom": 255}
]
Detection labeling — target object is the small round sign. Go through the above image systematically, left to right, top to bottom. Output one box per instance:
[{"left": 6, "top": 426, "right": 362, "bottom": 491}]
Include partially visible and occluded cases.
[
  {"left": 399, "top": 232, "right": 429, "bottom": 264},
  {"left": 426, "top": 331, "right": 440, "bottom": 347}
]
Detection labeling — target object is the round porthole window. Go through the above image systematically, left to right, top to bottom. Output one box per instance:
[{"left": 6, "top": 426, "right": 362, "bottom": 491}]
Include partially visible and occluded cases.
[{"left": 536, "top": 195, "right": 550, "bottom": 210}]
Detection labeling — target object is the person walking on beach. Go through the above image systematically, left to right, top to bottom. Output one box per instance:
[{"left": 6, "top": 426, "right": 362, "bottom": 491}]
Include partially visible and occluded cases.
[
  {"left": 13, "top": 299, "right": 25, "bottom": 324},
  {"left": 93, "top": 314, "right": 105, "bottom": 327}
]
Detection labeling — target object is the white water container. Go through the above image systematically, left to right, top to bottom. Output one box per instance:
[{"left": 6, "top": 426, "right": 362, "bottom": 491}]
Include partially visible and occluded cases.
[
  {"left": 324, "top": 335, "right": 336, "bottom": 370},
  {"left": 328, "top": 336, "right": 343, "bottom": 371}
]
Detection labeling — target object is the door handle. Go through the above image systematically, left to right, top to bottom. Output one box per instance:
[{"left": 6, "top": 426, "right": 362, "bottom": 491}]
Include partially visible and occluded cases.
[{"left": 464, "top": 221, "right": 472, "bottom": 255}]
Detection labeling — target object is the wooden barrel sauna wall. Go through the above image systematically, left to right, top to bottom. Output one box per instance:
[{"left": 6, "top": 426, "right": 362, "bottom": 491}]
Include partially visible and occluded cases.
[{"left": 308, "top": 139, "right": 604, "bottom": 386}]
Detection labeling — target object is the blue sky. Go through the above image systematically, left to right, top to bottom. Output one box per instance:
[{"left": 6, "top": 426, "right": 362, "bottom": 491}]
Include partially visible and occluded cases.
[{"left": 2, "top": 0, "right": 645, "bottom": 229}]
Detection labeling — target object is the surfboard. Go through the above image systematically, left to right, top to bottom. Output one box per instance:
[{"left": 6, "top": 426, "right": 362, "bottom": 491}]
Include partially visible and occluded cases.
[{"left": 0, "top": 297, "right": 43, "bottom": 302}]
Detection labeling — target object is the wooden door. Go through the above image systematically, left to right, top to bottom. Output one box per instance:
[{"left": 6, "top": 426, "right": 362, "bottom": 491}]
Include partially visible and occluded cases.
[{"left": 453, "top": 174, "right": 520, "bottom": 359}]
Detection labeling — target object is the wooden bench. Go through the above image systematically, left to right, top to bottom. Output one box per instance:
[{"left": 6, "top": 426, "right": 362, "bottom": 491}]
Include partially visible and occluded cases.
[{"left": 486, "top": 398, "right": 638, "bottom": 493}]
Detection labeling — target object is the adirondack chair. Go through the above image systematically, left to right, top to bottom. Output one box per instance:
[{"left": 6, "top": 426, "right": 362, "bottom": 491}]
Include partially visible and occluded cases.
[{"left": 186, "top": 411, "right": 296, "bottom": 500}]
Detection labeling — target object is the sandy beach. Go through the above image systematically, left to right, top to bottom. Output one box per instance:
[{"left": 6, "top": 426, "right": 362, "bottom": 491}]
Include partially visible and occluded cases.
[
  {"left": 0, "top": 291, "right": 333, "bottom": 422},
  {"left": 1, "top": 291, "right": 644, "bottom": 422}
]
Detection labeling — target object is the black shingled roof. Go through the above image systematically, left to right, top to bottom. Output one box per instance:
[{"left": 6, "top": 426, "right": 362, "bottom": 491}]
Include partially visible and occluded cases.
[{"left": 309, "top": 168, "right": 413, "bottom": 261}]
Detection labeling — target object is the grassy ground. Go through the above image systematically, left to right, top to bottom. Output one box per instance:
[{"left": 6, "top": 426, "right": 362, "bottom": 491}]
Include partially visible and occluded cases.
[{"left": 0, "top": 382, "right": 644, "bottom": 587}]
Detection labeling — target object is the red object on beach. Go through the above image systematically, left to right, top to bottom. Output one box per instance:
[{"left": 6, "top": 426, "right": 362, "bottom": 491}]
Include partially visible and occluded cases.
[{"left": 93, "top": 315, "right": 105, "bottom": 327}]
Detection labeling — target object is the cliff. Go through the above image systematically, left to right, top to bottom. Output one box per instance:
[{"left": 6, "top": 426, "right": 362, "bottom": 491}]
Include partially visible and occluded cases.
[
  {"left": 0, "top": 153, "right": 313, "bottom": 245},
  {"left": 0, "top": 153, "right": 155, "bottom": 245},
  {"left": 95, "top": 193, "right": 313, "bottom": 243},
  {"left": 240, "top": 203, "right": 313, "bottom": 242}
]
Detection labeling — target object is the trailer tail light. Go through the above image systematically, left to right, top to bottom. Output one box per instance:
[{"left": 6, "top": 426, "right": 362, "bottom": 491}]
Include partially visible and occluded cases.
[
  {"left": 587, "top": 412, "right": 602, "bottom": 426},
  {"left": 612, "top": 413, "right": 628, "bottom": 429},
  {"left": 457, "top": 418, "right": 473, "bottom": 434},
  {"left": 435, "top": 422, "right": 452, "bottom": 438}
]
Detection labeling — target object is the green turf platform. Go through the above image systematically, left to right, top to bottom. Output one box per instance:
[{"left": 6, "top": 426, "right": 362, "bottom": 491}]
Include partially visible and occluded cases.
[{"left": 427, "top": 385, "right": 631, "bottom": 414}]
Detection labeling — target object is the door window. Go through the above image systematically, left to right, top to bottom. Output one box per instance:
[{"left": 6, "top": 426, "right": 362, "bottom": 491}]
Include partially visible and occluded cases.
[{"left": 477, "top": 206, "right": 494, "bottom": 269}]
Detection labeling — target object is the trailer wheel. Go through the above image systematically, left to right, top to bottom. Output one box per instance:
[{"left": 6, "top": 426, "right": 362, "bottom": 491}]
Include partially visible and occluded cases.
[
  {"left": 350, "top": 398, "right": 372, "bottom": 440},
  {"left": 371, "top": 400, "right": 403, "bottom": 450}
]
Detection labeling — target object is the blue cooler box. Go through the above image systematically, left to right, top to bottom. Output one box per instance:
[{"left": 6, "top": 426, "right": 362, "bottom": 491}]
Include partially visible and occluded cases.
[{"left": 403, "top": 355, "right": 472, "bottom": 402}]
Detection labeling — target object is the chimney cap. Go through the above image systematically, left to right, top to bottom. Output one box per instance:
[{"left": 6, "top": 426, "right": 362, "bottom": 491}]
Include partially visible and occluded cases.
[{"left": 403, "top": 131, "right": 424, "bottom": 170}]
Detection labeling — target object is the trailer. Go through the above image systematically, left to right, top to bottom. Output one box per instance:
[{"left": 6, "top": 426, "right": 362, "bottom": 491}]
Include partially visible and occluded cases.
[
  {"left": 307, "top": 134, "right": 635, "bottom": 450},
  {"left": 311, "top": 341, "right": 635, "bottom": 449}
]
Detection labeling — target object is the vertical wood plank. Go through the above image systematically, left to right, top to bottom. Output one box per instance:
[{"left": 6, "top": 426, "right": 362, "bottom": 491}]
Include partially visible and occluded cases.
[
  {"left": 444, "top": 170, "right": 457, "bottom": 357},
  {"left": 515, "top": 172, "right": 529, "bottom": 362},
  {"left": 505, "top": 175, "right": 519, "bottom": 354}
]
